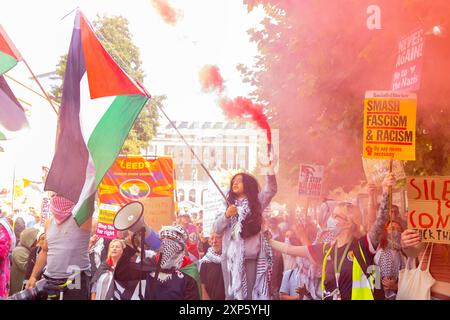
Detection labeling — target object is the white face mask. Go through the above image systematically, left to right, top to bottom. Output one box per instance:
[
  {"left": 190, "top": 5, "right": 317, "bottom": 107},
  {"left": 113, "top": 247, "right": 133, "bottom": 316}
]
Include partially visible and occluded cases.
[{"left": 326, "top": 216, "right": 338, "bottom": 230}]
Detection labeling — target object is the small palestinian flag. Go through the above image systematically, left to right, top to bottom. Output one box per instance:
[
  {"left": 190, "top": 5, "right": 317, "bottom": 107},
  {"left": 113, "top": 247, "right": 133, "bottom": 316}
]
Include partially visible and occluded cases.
[{"left": 0, "top": 25, "right": 28, "bottom": 140}]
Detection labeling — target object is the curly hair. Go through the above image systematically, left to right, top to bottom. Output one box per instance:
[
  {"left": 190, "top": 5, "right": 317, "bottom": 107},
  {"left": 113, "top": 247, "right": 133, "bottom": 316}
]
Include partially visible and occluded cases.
[{"left": 227, "top": 173, "right": 262, "bottom": 239}]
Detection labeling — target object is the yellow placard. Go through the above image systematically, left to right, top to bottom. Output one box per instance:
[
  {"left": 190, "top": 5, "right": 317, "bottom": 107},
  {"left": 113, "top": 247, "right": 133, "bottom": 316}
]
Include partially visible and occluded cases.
[{"left": 363, "top": 91, "right": 416, "bottom": 160}]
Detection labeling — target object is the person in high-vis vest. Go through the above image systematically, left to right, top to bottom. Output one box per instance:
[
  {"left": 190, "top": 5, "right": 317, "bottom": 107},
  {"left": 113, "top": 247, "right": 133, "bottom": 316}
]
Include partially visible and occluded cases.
[{"left": 269, "top": 173, "right": 396, "bottom": 300}]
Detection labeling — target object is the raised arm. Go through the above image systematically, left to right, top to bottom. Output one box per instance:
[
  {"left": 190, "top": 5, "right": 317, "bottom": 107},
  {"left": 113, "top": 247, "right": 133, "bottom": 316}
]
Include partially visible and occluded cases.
[
  {"left": 368, "top": 173, "right": 396, "bottom": 249},
  {"left": 258, "top": 174, "right": 278, "bottom": 211},
  {"left": 366, "top": 183, "right": 378, "bottom": 231},
  {"left": 269, "top": 238, "right": 309, "bottom": 258},
  {"left": 114, "top": 245, "right": 153, "bottom": 282}
]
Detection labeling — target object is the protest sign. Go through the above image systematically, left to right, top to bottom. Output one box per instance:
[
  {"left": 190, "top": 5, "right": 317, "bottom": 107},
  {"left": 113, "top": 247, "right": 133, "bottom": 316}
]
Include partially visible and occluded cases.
[
  {"left": 392, "top": 28, "right": 424, "bottom": 92},
  {"left": 363, "top": 91, "right": 416, "bottom": 160},
  {"left": 97, "top": 156, "right": 175, "bottom": 238},
  {"left": 362, "top": 158, "right": 406, "bottom": 186},
  {"left": 298, "top": 164, "right": 324, "bottom": 197},
  {"left": 407, "top": 176, "right": 450, "bottom": 244},
  {"left": 202, "top": 189, "right": 226, "bottom": 237},
  {"left": 40, "top": 195, "right": 51, "bottom": 227},
  {"left": 141, "top": 197, "right": 176, "bottom": 232},
  {"left": 97, "top": 203, "right": 120, "bottom": 239}
]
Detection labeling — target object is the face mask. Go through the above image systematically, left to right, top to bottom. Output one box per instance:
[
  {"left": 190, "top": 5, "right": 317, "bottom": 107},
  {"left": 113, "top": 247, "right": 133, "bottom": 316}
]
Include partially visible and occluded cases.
[{"left": 326, "top": 216, "right": 338, "bottom": 230}]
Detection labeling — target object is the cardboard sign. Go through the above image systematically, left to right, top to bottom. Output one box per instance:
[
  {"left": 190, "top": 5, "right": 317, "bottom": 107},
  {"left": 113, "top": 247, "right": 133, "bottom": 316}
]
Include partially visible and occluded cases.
[
  {"left": 392, "top": 28, "right": 424, "bottom": 92},
  {"left": 363, "top": 91, "right": 416, "bottom": 160},
  {"left": 97, "top": 156, "right": 175, "bottom": 238},
  {"left": 362, "top": 158, "right": 406, "bottom": 186},
  {"left": 298, "top": 164, "right": 324, "bottom": 197},
  {"left": 407, "top": 176, "right": 450, "bottom": 244},
  {"left": 202, "top": 189, "right": 226, "bottom": 237},
  {"left": 40, "top": 196, "right": 51, "bottom": 227},
  {"left": 141, "top": 197, "right": 176, "bottom": 233}
]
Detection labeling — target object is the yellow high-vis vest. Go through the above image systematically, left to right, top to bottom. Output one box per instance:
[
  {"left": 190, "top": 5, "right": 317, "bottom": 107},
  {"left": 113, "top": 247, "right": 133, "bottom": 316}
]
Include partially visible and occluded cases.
[{"left": 321, "top": 242, "right": 375, "bottom": 300}]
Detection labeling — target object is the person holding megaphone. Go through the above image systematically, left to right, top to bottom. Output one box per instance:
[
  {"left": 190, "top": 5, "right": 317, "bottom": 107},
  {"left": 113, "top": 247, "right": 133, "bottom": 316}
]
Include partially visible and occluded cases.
[{"left": 112, "top": 202, "right": 200, "bottom": 300}]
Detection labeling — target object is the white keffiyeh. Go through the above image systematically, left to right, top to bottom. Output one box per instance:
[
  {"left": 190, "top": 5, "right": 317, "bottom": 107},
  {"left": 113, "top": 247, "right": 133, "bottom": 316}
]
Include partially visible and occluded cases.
[
  {"left": 225, "top": 198, "right": 273, "bottom": 300},
  {"left": 198, "top": 247, "right": 222, "bottom": 270}
]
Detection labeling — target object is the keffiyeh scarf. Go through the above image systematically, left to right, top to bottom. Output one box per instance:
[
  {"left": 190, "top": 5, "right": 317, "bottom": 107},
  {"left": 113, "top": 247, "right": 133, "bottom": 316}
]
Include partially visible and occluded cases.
[
  {"left": 50, "top": 195, "right": 75, "bottom": 225},
  {"left": 226, "top": 198, "right": 273, "bottom": 300},
  {"left": 151, "top": 238, "right": 185, "bottom": 283},
  {"left": 198, "top": 247, "right": 222, "bottom": 270}
]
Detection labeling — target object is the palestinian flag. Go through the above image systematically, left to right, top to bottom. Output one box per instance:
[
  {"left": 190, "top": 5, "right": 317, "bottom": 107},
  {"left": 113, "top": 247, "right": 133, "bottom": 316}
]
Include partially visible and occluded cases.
[
  {"left": 44, "top": 11, "right": 150, "bottom": 225},
  {"left": 0, "top": 25, "right": 22, "bottom": 74},
  {"left": 0, "top": 26, "right": 28, "bottom": 140},
  {"left": 0, "top": 75, "right": 29, "bottom": 140}
]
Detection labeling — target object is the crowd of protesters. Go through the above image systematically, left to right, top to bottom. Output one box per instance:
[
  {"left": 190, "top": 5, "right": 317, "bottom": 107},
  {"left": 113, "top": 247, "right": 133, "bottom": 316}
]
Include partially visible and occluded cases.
[{"left": 0, "top": 162, "right": 449, "bottom": 301}]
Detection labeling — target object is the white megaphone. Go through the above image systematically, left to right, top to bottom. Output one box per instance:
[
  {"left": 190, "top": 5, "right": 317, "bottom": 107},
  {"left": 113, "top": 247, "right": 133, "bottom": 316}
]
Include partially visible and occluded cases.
[
  {"left": 113, "top": 201, "right": 145, "bottom": 233},
  {"left": 113, "top": 201, "right": 161, "bottom": 250}
]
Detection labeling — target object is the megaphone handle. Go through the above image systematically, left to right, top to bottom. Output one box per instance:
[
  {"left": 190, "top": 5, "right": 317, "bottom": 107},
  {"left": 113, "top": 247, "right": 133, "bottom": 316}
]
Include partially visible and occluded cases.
[
  {"left": 138, "top": 229, "right": 145, "bottom": 300},
  {"left": 131, "top": 232, "right": 139, "bottom": 251}
]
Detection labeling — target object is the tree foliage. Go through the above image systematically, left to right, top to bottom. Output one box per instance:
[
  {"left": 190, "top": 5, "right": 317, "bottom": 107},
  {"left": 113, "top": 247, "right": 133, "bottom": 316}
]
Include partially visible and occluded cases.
[
  {"left": 242, "top": 0, "right": 450, "bottom": 204},
  {"left": 51, "top": 14, "right": 159, "bottom": 155}
]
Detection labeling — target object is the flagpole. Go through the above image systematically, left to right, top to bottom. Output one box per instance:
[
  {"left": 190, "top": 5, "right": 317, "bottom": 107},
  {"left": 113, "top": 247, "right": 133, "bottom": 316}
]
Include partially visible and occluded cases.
[
  {"left": 86, "top": 21, "right": 228, "bottom": 204},
  {"left": 22, "top": 59, "right": 58, "bottom": 115},
  {"left": 156, "top": 105, "right": 229, "bottom": 204},
  {"left": 11, "top": 165, "right": 15, "bottom": 213}
]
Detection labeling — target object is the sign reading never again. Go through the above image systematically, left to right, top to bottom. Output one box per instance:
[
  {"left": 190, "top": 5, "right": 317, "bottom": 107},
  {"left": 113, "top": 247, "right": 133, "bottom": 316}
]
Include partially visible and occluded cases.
[
  {"left": 363, "top": 91, "right": 416, "bottom": 160},
  {"left": 407, "top": 176, "right": 450, "bottom": 244}
]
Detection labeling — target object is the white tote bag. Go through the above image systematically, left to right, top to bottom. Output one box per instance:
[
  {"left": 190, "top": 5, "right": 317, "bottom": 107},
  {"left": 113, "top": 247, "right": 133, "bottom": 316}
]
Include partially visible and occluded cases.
[{"left": 396, "top": 243, "right": 436, "bottom": 300}]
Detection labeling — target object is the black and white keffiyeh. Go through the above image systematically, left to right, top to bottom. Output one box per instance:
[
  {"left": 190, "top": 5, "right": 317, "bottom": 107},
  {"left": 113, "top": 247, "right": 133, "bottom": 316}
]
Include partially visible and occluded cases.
[
  {"left": 226, "top": 198, "right": 273, "bottom": 300},
  {"left": 151, "top": 225, "right": 188, "bottom": 282},
  {"left": 199, "top": 247, "right": 222, "bottom": 269}
]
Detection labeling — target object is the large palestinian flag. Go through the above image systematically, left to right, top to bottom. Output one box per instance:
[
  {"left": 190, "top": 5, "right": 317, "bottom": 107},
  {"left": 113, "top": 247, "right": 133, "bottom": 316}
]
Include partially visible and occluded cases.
[
  {"left": 44, "top": 11, "right": 150, "bottom": 225},
  {"left": 0, "top": 25, "right": 28, "bottom": 140}
]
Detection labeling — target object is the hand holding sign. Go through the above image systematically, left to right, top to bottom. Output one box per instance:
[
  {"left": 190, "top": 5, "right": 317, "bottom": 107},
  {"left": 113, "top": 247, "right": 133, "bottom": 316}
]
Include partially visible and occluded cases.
[
  {"left": 382, "top": 173, "right": 396, "bottom": 193},
  {"left": 401, "top": 229, "right": 421, "bottom": 248}
]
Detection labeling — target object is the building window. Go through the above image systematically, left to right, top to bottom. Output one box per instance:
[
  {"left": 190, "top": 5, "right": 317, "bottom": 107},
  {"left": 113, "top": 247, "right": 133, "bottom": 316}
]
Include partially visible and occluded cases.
[
  {"left": 165, "top": 146, "right": 174, "bottom": 157},
  {"left": 203, "top": 146, "right": 210, "bottom": 168},
  {"left": 215, "top": 146, "right": 223, "bottom": 169},
  {"left": 226, "top": 146, "right": 234, "bottom": 169},
  {"left": 237, "top": 146, "right": 247, "bottom": 169},
  {"left": 178, "top": 189, "right": 185, "bottom": 202},
  {"left": 189, "top": 189, "right": 196, "bottom": 203}
]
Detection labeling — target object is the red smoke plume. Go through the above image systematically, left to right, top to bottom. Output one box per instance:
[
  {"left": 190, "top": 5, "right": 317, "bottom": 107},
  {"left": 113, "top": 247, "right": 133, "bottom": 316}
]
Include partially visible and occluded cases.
[
  {"left": 152, "top": 0, "right": 178, "bottom": 25},
  {"left": 198, "top": 64, "right": 271, "bottom": 143},
  {"left": 199, "top": 64, "right": 272, "bottom": 144},
  {"left": 199, "top": 65, "right": 224, "bottom": 93},
  {"left": 220, "top": 97, "right": 272, "bottom": 144}
]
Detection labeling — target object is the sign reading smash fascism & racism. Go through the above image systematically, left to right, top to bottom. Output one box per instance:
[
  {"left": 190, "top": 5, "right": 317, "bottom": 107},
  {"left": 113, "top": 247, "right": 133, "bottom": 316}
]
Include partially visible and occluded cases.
[
  {"left": 363, "top": 91, "right": 416, "bottom": 160},
  {"left": 407, "top": 176, "right": 450, "bottom": 244}
]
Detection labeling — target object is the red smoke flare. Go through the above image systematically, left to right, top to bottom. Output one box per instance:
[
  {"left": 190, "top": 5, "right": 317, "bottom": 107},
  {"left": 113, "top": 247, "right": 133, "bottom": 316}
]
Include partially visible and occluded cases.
[
  {"left": 152, "top": 0, "right": 178, "bottom": 25},
  {"left": 199, "top": 65, "right": 224, "bottom": 93},
  {"left": 220, "top": 97, "right": 272, "bottom": 144}
]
